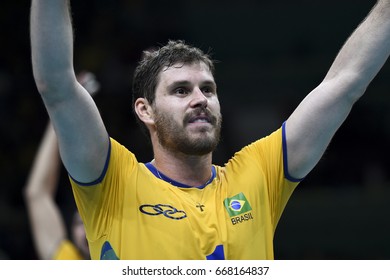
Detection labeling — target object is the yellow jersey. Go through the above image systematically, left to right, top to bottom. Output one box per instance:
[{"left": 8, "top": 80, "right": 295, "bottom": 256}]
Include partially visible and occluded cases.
[
  {"left": 70, "top": 125, "right": 299, "bottom": 259},
  {"left": 53, "top": 240, "right": 84, "bottom": 260}
]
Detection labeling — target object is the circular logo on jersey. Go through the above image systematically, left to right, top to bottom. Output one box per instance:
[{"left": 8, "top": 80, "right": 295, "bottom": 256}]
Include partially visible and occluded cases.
[
  {"left": 228, "top": 199, "right": 246, "bottom": 212},
  {"left": 139, "top": 204, "right": 187, "bottom": 220}
]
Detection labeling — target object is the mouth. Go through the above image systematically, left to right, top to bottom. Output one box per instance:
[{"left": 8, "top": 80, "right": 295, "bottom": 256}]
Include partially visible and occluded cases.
[{"left": 188, "top": 114, "right": 212, "bottom": 124}]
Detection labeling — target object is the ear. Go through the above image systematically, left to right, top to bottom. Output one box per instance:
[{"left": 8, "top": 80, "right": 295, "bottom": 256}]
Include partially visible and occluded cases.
[{"left": 134, "top": 97, "right": 155, "bottom": 125}]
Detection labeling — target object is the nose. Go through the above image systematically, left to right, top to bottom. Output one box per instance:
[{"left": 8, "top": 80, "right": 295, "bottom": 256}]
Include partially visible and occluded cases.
[{"left": 189, "top": 87, "right": 208, "bottom": 108}]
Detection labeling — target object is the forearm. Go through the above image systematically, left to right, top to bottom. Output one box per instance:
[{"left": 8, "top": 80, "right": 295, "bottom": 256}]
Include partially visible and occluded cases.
[
  {"left": 30, "top": 0, "right": 76, "bottom": 97},
  {"left": 324, "top": 0, "right": 390, "bottom": 100},
  {"left": 285, "top": 1, "right": 390, "bottom": 180},
  {"left": 24, "top": 122, "right": 60, "bottom": 199},
  {"left": 24, "top": 123, "right": 66, "bottom": 260},
  {"left": 26, "top": 197, "right": 67, "bottom": 260}
]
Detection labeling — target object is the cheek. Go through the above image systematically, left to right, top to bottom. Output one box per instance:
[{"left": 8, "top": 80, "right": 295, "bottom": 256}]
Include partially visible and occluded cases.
[
  {"left": 209, "top": 94, "right": 220, "bottom": 106},
  {"left": 209, "top": 98, "right": 221, "bottom": 114},
  {"left": 155, "top": 106, "right": 183, "bottom": 124}
]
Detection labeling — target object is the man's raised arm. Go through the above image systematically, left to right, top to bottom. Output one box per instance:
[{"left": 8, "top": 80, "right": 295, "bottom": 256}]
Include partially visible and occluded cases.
[
  {"left": 30, "top": 0, "right": 108, "bottom": 183},
  {"left": 285, "top": 0, "right": 390, "bottom": 180}
]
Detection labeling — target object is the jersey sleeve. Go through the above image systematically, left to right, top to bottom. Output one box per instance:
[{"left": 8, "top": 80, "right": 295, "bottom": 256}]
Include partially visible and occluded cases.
[
  {"left": 224, "top": 125, "right": 300, "bottom": 231},
  {"left": 256, "top": 125, "right": 300, "bottom": 228},
  {"left": 69, "top": 138, "right": 137, "bottom": 243}
]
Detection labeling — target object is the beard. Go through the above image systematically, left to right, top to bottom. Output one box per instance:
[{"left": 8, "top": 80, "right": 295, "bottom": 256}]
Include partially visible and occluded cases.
[{"left": 154, "top": 108, "right": 222, "bottom": 156}]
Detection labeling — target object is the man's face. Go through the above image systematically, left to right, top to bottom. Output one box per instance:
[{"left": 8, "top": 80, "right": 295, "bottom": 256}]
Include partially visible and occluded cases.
[{"left": 152, "top": 61, "right": 222, "bottom": 156}]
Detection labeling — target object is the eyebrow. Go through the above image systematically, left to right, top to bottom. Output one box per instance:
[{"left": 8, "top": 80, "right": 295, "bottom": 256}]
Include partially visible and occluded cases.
[{"left": 167, "top": 80, "right": 217, "bottom": 91}]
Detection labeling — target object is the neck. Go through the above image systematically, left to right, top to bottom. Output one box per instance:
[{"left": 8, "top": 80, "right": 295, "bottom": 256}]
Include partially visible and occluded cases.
[{"left": 152, "top": 146, "right": 213, "bottom": 188}]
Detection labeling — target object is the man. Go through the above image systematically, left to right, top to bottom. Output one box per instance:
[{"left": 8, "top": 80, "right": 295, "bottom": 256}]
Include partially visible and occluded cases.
[
  {"left": 30, "top": 1, "right": 390, "bottom": 260},
  {"left": 24, "top": 72, "right": 99, "bottom": 260}
]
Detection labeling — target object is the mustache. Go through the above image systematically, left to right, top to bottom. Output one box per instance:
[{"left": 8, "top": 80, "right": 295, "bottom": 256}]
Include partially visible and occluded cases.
[{"left": 183, "top": 108, "right": 219, "bottom": 125}]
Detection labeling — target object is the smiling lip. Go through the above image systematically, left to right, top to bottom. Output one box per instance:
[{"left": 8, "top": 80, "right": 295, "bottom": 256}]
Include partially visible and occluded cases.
[
  {"left": 185, "top": 108, "right": 215, "bottom": 126},
  {"left": 188, "top": 115, "right": 211, "bottom": 123}
]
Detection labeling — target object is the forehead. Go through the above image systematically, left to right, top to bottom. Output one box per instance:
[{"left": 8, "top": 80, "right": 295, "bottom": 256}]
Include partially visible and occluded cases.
[{"left": 158, "top": 61, "right": 215, "bottom": 86}]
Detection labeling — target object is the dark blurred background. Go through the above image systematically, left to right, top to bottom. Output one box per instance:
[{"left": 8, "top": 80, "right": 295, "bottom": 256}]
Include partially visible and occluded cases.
[{"left": 1, "top": 0, "right": 390, "bottom": 259}]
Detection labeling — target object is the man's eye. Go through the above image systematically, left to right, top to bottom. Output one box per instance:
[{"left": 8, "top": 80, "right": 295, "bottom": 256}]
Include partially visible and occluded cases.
[
  {"left": 202, "top": 87, "right": 214, "bottom": 95},
  {"left": 175, "top": 88, "right": 188, "bottom": 95}
]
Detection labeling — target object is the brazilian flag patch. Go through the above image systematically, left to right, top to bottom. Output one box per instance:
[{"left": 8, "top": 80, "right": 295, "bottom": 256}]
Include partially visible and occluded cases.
[{"left": 224, "top": 192, "right": 252, "bottom": 217}]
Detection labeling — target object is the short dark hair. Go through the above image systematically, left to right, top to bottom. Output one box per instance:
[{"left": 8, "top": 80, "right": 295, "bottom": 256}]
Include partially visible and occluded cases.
[{"left": 132, "top": 40, "right": 216, "bottom": 134}]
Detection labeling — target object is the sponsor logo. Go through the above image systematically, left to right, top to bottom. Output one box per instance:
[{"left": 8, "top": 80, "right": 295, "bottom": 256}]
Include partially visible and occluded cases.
[
  {"left": 223, "top": 193, "right": 254, "bottom": 225},
  {"left": 139, "top": 204, "right": 187, "bottom": 220}
]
